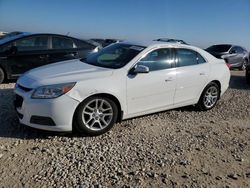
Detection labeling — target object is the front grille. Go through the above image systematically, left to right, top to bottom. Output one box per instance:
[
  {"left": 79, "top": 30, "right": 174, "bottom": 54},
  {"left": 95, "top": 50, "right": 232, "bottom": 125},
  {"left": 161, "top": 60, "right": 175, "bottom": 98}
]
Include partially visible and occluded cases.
[
  {"left": 17, "top": 84, "right": 32, "bottom": 92},
  {"left": 14, "top": 94, "right": 23, "bottom": 108}
]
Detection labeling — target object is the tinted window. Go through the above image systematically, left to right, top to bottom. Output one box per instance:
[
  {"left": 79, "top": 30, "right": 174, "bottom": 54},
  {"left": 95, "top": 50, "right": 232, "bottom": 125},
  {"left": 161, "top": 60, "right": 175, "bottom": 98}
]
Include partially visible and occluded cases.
[
  {"left": 14, "top": 36, "right": 48, "bottom": 51},
  {"left": 52, "top": 36, "right": 75, "bottom": 49},
  {"left": 83, "top": 43, "right": 145, "bottom": 69},
  {"left": 206, "top": 45, "right": 231, "bottom": 53},
  {"left": 230, "top": 47, "right": 237, "bottom": 53},
  {"left": 236, "top": 47, "right": 243, "bottom": 53},
  {"left": 137, "top": 48, "right": 173, "bottom": 71},
  {"left": 176, "top": 49, "right": 206, "bottom": 67},
  {"left": 197, "top": 53, "right": 206, "bottom": 64}
]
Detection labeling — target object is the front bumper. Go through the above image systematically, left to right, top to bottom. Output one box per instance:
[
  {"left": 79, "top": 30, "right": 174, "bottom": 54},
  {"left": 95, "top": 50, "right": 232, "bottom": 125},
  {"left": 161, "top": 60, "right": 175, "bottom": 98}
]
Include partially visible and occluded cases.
[{"left": 14, "top": 87, "right": 80, "bottom": 132}]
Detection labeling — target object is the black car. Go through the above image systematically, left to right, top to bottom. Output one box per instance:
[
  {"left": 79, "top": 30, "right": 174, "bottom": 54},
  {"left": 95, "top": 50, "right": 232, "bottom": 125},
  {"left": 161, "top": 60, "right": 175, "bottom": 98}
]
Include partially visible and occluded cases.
[
  {"left": 0, "top": 33, "right": 99, "bottom": 84},
  {"left": 206, "top": 44, "right": 249, "bottom": 70}
]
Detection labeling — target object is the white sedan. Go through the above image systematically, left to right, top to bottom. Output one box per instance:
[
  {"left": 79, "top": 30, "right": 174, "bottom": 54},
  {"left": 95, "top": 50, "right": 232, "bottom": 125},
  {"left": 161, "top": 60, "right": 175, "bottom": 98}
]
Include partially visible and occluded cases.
[{"left": 14, "top": 41, "right": 230, "bottom": 135}]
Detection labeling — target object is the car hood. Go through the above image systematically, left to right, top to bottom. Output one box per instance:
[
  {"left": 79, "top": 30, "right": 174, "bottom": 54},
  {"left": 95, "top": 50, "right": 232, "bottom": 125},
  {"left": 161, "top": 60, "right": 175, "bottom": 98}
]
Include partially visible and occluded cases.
[{"left": 17, "top": 59, "right": 114, "bottom": 88}]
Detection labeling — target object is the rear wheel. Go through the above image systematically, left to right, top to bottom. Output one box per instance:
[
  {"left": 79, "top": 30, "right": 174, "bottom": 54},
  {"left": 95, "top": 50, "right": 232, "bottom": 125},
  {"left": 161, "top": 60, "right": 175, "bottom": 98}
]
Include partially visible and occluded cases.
[
  {"left": 241, "top": 59, "right": 248, "bottom": 70},
  {"left": 0, "top": 68, "right": 4, "bottom": 84},
  {"left": 246, "top": 70, "right": 250, "bottom": 84},
  {"left": 197, "top": 82, "right": 220, "bottom": 111},
  {"left": 74, "top": 96, "right": 118, "bottom": 136}
]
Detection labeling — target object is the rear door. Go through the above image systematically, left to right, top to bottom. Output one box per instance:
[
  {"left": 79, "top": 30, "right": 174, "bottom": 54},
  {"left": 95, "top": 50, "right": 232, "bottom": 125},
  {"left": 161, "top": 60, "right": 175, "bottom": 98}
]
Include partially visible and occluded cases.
[
  {"left": 6, "top": 35, "right": 50, "bottom": 76},
  {"left": 48, "top": 36, "right": 79, "bottom": 63},
  {"left": 174, "top": 48, "right": 209, "bottom": 105}
]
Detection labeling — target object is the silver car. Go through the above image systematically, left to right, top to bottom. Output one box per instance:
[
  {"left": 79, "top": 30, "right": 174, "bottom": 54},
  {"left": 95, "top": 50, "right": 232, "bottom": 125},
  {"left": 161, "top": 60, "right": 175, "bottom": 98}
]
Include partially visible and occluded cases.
[{"left": 206, "top": 44, "right": 249, "bottom": 70}]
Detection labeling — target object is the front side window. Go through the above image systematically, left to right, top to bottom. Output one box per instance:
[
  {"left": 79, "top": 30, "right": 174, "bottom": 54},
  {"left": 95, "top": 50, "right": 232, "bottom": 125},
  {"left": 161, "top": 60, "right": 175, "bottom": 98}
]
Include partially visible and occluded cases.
[
  {"left": 14, "top": 36, "right": 49, "bottom": 51},
  {"left": 52, "top": 36, "right": 75, "bottom": 49},
  {"left": 82, "top": 43, "right": 145, "bottom": 69},
  {"left": 230, "top": 47, "right": 237, "bottom": 54},
  {"left": 137, "top": 48, "right": 173, "bottom": 71},
  {"left": 176, "top": 49, "right": 206, "bottom": 67}
]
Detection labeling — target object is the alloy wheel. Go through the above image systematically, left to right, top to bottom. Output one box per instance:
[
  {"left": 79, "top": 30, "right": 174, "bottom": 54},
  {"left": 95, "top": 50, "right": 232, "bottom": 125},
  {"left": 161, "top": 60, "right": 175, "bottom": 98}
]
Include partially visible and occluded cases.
[
  {"left": 203, "top": 86, "right": 218, "bottom": 108},
  {"left": 82, "top": 99, "right": 113, "bottom": 131}
]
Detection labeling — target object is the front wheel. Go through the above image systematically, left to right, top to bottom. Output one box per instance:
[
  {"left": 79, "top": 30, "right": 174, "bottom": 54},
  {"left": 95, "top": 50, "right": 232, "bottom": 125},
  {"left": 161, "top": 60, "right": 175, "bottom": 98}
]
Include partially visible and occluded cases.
[
  {"left": 197, "top": 83, "right": 220, "bottom": 111},
  {"left": 74, "top": 96, "right": 118, "bottom": 136}
]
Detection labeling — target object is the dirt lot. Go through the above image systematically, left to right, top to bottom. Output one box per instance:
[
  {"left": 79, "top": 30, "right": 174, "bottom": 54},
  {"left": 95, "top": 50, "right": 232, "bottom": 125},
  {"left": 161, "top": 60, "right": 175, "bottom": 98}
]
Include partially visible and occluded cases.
[{"left": 0, "top": 71, "right": 249, "bottom": 188}]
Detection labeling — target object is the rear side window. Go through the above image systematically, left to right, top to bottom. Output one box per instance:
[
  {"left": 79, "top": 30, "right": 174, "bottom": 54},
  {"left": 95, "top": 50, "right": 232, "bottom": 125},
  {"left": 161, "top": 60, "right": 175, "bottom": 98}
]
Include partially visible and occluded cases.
[
  {"left": 14, "top": 36, "right": 49, "bottom": 51},
  {"left": 52, "top": 36, "right": 75, "bottom": 49},
  {"left": 137, "top": 48, "right": 173, "bottom": 71},
  {"left": 176, "top": 49, "right": 206, "bottom": 67}
]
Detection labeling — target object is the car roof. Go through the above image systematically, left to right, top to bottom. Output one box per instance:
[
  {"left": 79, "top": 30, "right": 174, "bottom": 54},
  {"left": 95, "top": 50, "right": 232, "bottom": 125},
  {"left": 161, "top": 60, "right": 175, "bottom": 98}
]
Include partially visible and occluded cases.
[
  {"left": 0, "top": 32, "right": 84, "bottom": 45},
  {"left": 0, "top": 32, "right": 30, "bottom": 45},
  {"left": 122, "top": 40, "right": 190, "bottom": 48}
]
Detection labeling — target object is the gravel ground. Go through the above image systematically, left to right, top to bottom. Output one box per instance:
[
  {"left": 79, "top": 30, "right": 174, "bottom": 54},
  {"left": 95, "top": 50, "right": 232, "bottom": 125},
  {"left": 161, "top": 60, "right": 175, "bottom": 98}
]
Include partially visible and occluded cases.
[{"left": 0, "top": 71, "right": 249, "bottom": 188}]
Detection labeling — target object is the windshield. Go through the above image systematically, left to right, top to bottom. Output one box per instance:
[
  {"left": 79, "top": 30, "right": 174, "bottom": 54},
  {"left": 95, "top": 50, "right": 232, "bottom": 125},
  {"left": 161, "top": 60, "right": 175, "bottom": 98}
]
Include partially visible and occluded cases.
[
  {"left": 81, "top": 43, "right": 145, "bottom": 69},
  {"left": 206, "top": 45, "right": 231, "bottom": 53}
]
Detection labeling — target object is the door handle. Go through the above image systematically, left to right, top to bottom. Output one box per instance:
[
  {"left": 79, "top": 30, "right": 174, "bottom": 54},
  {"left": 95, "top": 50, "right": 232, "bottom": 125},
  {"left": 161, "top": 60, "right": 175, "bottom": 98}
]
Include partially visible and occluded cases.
[{"left": 200, "top": 72, "right": 206, "bottom": 76}]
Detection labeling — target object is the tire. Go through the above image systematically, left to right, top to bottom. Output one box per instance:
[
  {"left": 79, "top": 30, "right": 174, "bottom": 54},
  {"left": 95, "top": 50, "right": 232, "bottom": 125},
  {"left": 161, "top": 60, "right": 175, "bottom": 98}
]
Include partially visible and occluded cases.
[
  {"left": 241, "top": 59, "right": 248, "bottom": 70},
  {"left": 0, "top": 68, "right": 4, "bottom": 84},
  {"left": 246, "top": 70, "right": 250, "bottom": 84},
  {"left": 196, "top": 82, "right": 220, "bottom": 111},
  {"left": 74, "top": 96, "right": 118, "bottom": 136}
]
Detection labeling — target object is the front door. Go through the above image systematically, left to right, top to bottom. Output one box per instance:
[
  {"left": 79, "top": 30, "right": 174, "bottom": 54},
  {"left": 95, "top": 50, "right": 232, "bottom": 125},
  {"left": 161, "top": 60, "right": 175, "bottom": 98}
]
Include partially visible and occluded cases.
[{"left": 127, "top": 48, "right": 176, "bottom": 115}]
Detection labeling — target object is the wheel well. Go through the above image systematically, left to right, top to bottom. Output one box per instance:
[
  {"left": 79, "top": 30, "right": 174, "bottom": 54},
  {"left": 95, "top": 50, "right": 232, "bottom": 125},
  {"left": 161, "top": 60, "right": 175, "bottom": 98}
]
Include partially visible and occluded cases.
[
  {"left": 0, "top": 65, "right": 7, "bottom": 81},
  {"left": 210, "top": 80, "right": 221, "bottom": 97},
  {"left": 73, "top": 93, "right": 123, "bottom": 125}
]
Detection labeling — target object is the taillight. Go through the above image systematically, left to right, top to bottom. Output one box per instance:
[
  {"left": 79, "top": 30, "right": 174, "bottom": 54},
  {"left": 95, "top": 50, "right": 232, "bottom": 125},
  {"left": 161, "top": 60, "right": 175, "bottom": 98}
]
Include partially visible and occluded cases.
[{"left": 226, "top": 63, "right": 231, "bottom": 69}]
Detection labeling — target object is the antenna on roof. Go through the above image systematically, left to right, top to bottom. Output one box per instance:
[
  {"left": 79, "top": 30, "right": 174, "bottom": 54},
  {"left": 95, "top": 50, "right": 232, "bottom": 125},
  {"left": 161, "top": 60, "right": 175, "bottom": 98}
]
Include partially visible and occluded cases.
[{"left": 66, "top": 32, "right": 70, "bottom": 36}]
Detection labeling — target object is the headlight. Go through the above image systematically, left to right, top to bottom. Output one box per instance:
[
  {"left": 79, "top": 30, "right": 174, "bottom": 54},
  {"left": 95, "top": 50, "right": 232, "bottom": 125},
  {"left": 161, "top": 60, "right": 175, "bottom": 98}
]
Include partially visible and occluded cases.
[{"left": 31, "top": 82, "right": 76, "bottom": 99}]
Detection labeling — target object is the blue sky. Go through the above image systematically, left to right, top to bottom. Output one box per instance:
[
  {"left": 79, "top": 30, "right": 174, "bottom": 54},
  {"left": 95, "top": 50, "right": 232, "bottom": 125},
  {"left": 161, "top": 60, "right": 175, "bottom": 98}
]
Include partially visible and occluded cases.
[{"left": 0, "top": 0, "right": 250, "bottom": 49}]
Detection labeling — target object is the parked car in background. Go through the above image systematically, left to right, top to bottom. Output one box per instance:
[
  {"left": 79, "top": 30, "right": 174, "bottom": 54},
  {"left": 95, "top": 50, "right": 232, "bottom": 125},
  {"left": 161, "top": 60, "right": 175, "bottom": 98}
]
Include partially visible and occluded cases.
[
  {"left": 0, "top": 33, "right": 100, "bottom": 84},
  {"left": 90, "top": 38, "right": 123, "bottom": 47},
  {"left": 154, "top": 38, "right": 188, "bottom": 45},
  {"left": 14, "top": 41, "right": 230, "bottom": 136},
  {"left": 206, "top": 44, "right": 249, "bottom": 70}
]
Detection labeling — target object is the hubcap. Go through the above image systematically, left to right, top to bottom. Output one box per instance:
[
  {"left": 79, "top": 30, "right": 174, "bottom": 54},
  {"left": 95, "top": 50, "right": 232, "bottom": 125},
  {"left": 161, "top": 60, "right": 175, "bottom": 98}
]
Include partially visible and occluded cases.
[
  {"left": 203, "top": 86, "right": 218, "bottom": 108},
  {"left": 82, "top": 99, "right": 113, "bottom": 131}
]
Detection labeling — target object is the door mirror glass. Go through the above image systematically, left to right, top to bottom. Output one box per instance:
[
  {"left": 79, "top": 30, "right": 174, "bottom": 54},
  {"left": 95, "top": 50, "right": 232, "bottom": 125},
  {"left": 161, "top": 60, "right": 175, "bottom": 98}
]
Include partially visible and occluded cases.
[{"left": 133, "top": 65, "right": 149, "bottom": 74}]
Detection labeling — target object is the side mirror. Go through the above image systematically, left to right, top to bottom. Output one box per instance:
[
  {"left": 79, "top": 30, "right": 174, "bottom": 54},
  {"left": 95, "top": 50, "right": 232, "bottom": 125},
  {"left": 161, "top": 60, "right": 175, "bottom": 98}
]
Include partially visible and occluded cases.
[{"left": 133, "top": 65, "right": 149, "bottom": 74}]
